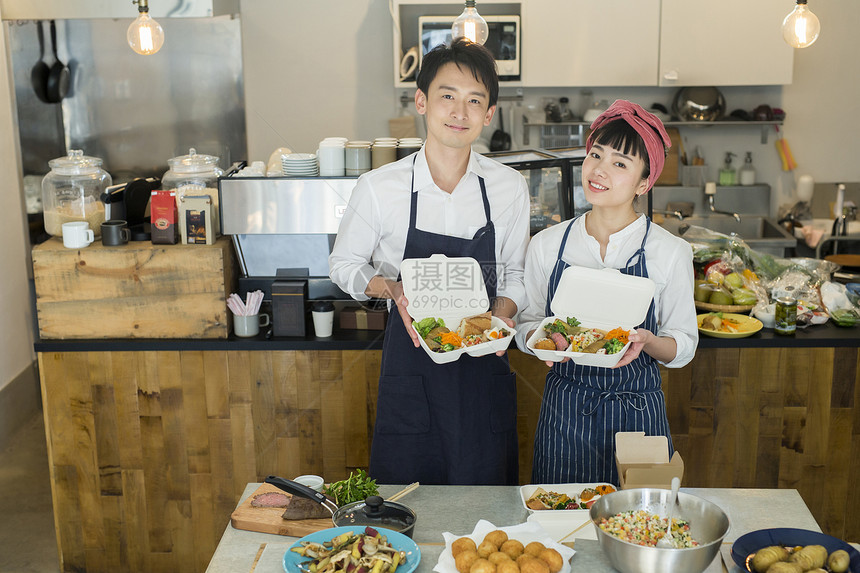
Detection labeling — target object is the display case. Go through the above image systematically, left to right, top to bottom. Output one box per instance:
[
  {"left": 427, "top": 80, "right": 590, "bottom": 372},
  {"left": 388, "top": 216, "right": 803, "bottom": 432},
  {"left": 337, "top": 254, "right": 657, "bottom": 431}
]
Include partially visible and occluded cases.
[{"left": 484, "top": 148, "right": 585, "bottom": 234}]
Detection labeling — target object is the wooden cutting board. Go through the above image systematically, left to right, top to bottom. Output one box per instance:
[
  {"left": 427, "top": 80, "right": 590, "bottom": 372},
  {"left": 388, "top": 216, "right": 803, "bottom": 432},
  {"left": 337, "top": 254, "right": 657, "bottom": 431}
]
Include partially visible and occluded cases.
[{"left": 230, "top": 483, "right": 333, "bottom": 537}]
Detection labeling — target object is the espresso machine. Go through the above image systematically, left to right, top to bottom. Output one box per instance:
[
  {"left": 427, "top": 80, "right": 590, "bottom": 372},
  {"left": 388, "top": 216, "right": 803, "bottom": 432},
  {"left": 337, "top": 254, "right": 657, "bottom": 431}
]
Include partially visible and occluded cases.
[{"left": 219, "top": 175, "right": 356, "bottom": 335}]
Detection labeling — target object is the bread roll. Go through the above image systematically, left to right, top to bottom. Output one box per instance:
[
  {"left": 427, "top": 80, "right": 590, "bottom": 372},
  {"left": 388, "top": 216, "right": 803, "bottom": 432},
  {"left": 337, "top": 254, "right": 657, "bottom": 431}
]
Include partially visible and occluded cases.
[{"left": 458, "top": 312, "right": 492, "bottom": 337}]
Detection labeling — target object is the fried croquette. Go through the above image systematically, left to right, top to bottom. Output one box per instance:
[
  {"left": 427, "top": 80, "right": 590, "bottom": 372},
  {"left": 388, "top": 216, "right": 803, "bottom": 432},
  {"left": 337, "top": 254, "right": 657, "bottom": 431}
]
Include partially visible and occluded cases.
[
  {"left": 483, "top": 530, "right": 509, "bottom": 548},
  {"left": 452, "top": 537, "right": 478, "bottom": 557},
  {"left": 500, "top": 539, "right": 524, "bottom": 560},
  {"left": 477, "top": 541, "right": 498, "bottom": 558},
  {"left": 523, "top": 542, "right": 546, "bottom": 558},
  {"left": 538, "top": 548, "right": 563, "bottom": 573},
  {"left": 455, "top": 549, "right": 480, "bottom": 573},
  {"left": 488, "top": 552, "right": 512, "bottom": 565},
  {"left": 516, "top": 555, "right": 534, "bottom": 568},
  {"left": 518, "top": 556, "right": 549, "bottom": 573},
  {"left": 470, "top": 558, "right": 496, "bottom": 573},
  {"left": 497, "top": 561, "right": 520, "bottom": 573}
]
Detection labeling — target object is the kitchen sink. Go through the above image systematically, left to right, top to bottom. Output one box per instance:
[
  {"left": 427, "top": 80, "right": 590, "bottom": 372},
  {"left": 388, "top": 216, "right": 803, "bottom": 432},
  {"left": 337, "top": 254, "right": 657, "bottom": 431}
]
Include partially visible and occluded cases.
[{"left": 657, "top": 215, "right": 797, "bottom": 256}]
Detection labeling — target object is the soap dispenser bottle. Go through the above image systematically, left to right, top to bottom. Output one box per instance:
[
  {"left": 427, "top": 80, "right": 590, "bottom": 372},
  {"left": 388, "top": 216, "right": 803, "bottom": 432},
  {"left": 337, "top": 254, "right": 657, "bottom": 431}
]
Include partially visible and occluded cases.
[
  {"left": 718, "top": 152, "right": 736, "bottom": 186},
  {"left": 739, "top": 152, "right": 756, "bottom": 186}
]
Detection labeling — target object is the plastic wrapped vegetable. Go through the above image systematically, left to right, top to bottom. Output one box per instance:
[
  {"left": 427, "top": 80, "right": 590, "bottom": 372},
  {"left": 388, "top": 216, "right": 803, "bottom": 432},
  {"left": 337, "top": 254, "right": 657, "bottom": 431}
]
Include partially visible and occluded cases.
[{"left": 820, "top": 282, "right": 860, "bottom": 327}]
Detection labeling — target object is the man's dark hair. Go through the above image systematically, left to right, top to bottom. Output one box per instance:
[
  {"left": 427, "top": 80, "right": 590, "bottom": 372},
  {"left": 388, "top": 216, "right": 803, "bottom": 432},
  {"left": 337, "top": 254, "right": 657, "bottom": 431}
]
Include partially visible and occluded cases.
[{"left": 416, "top": 38, "right": 499, "bottom": 108}]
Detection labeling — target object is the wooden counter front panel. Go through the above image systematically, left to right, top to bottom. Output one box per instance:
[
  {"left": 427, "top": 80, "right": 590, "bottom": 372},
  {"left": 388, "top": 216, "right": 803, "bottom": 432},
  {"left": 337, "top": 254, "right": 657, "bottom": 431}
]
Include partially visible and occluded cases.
[{"left": 39, "top": 347, "right": 859, "bottom": 572}]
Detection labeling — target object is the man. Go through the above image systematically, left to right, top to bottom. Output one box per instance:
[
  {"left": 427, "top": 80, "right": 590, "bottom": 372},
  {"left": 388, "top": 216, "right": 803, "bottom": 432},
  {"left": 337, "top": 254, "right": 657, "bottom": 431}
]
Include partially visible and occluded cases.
[{"left": 329, "top": 39, "right": 529, "bottom": 485}]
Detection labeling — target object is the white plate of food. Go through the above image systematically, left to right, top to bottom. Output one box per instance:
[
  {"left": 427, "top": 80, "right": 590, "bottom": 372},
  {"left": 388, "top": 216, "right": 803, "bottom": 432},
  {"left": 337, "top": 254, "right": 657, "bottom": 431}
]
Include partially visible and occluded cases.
[
  {"left": 520, "top": 483, "right": 618, "bottom": 512},
  {"left": 435, "top": 519, "right": 575, "bottom": 573}
]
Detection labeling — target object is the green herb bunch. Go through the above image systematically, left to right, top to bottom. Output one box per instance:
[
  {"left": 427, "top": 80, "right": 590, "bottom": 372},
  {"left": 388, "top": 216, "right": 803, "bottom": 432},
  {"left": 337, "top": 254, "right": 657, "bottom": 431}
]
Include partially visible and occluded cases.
[{"left": 323, "top": 469, "right": 379, "bottom": 506}]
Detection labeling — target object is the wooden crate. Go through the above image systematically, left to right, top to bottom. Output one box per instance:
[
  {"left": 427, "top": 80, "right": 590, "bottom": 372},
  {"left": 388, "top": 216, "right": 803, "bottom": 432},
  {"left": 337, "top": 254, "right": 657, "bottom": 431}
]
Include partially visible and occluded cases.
[
  {"left": 655, "top": 127, "right": 682, "bottom": 186},
  {"left": 32, "top": 237, "right": 236, "bottom": 339}
]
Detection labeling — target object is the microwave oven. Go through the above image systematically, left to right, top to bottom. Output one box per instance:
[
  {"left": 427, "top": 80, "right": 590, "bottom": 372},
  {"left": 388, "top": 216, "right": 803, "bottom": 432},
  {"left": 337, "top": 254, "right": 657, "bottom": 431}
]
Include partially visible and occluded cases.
[{"left": 418, "top": 15, "right": 521, "bottom": 81}]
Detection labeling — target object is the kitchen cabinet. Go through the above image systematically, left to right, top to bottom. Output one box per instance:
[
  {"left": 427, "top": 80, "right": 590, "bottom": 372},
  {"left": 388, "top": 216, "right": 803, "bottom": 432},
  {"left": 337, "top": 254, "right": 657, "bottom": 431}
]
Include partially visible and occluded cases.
[
  {"left": 520, "top": 0, "right": 793, "bottom": 87},
  {"left": 521, "top": 0, "right": 660, "bottom": 87},
  {"left": 658, "top": 0, "right": 794, "bottom": 86}
]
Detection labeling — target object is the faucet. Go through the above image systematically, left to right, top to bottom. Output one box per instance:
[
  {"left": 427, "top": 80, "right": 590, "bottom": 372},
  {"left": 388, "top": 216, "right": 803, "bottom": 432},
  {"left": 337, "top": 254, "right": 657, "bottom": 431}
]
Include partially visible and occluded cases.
[
  {"left": 704, "top": 182, "right": 741, "bottom": 222},
  {"left": 831, "top": 184, "right": 849, "bottom": 254},
  {"left": 652, "top": 209, "right": 685, "bottom": 221}
]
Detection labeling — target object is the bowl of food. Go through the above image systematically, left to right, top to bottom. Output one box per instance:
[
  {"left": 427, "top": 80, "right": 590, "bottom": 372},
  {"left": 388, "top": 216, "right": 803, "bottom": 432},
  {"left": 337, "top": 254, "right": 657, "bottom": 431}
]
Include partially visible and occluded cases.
[{"left": 589, "top": 488, "right": 729, "bottom": 573}]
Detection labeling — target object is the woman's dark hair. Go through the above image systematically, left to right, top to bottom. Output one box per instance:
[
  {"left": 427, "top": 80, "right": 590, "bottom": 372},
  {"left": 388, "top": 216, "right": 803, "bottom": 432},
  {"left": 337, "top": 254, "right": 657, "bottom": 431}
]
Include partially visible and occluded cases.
[
  {"left": 416, "top": 38, "right": 499, "bottom": 108},
  {"left": 590, "top": 120, "right": 666, "bottom": 182}
]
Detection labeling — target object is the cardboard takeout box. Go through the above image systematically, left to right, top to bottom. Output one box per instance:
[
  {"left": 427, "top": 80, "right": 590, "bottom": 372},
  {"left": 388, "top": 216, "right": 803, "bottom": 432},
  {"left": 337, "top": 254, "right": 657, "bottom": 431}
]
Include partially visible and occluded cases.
[
  {"left": 526, "top": 266, "right": 656, "bottom": 368},
  {"left": 615, "top": 431, "right": 684, "bottom": 490}
]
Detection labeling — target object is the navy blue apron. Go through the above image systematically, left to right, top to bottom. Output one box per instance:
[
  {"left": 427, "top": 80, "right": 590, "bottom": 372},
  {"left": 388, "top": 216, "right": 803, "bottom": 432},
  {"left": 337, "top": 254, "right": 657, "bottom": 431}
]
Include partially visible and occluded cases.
[
  {"left": 369, "top": 156, "right": 518, "bottom": 485},
  {"left": 531, "top": 216, "right": 673, "bottom": 485}
]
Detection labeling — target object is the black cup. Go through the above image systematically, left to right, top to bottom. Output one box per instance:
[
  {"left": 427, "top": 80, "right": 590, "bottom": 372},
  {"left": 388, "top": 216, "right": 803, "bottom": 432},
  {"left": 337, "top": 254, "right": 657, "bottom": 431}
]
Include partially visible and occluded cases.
[{"left": 101, "top": 220, "right": 130, "bottom": 246}]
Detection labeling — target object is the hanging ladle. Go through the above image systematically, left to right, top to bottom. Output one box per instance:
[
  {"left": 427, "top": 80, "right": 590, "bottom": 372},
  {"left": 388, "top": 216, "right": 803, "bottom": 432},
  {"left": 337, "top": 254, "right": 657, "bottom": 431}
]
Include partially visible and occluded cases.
[
  {"left": 45, "top": 20, "right": 70, "bottom": 103},
  {"left": 30, "top": 21, "right": 51, "bottom": 103},
  {"left": 656, "top": 476, "right": 681, "bottom": 548}
]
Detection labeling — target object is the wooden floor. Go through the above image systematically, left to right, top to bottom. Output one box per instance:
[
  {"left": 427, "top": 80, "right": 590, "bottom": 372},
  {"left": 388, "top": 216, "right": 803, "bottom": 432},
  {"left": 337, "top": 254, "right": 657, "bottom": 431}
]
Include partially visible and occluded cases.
[{"left": 38, "top": 346, "right": 860, "bottom": 572}]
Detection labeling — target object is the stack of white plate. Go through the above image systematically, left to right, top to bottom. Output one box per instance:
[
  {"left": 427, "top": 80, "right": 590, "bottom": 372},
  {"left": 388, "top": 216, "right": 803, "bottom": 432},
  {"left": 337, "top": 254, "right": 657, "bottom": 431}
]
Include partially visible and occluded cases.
[{"left": 281, "top": 153, "right": 319, "bottom": 177}]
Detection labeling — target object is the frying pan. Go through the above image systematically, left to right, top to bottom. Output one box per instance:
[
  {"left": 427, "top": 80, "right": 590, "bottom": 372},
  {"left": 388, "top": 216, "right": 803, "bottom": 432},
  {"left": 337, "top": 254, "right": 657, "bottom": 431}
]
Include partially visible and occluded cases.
[
  {"left": 46, "top": 20, "right": 69, "bottom": 103},
  {"left": 30, "top": 21, "right": 51, "bottom": 103},
  {"left": 490, "top": 106, "right": 511, "bottom": 152},
  {"left": 264, "top": 475, "right": 417, "bottom": 538}
]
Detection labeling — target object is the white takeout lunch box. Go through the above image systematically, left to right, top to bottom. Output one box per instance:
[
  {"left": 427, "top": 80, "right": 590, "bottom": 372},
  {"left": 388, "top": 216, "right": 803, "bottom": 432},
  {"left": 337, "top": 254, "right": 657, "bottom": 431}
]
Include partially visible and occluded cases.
[
  {"left": 401, "top": 254, "right": 516, "bottom": 364},
  {"left": 526, "top": 266, "right": 656, "bottom": 368},
  {"left": 519, "top": 482, "right": 616, "bottom": 513}
]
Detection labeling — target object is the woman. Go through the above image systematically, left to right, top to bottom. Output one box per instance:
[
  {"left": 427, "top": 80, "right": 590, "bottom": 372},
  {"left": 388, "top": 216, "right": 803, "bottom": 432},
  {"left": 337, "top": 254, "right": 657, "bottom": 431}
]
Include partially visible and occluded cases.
[{"left": 514, "top": 100, "right": 698, "bottom": 485}]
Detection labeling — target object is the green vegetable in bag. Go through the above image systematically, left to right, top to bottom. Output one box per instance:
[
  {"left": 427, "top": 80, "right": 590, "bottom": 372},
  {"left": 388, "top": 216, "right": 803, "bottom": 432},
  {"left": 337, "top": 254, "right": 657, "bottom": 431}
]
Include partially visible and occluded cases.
[{"left": 831, "top": 309, "right": 859, "bottom": 327}]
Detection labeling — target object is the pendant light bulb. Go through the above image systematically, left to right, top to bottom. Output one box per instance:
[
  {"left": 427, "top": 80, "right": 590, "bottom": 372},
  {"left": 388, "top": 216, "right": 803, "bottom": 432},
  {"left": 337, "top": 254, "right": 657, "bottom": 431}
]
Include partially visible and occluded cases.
[
  {"left": 128, "top": 0, "right": 164, "bottom": 55},
  {"left": 451, "top": 0, "right": 489, "bottom": 45},
  {"left": 782, "top": 0, "right": 820, "bottom": 48}
]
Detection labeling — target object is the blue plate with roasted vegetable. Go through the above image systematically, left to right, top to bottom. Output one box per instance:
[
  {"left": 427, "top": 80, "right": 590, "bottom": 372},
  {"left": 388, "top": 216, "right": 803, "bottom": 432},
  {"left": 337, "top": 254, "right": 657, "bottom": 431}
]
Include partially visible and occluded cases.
[{"left": 284, "top": 526, "right": 421, "bottom": 573}]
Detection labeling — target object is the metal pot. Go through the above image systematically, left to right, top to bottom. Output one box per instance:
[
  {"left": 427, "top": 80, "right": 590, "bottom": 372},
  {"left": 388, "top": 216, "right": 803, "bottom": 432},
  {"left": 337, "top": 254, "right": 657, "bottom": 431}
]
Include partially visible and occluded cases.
[
  {"left": 672, "top": 87, "right": 726, "bottom": 122},
  {"left": 265, "top": 476, "right": 418, "bottom": 538}
]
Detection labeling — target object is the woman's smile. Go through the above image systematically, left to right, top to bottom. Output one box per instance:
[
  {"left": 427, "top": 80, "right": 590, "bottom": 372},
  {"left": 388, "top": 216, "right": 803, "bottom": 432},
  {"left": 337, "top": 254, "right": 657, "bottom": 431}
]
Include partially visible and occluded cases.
[{"left": 588, "top": 180, "right": 609, "bottom": 192}]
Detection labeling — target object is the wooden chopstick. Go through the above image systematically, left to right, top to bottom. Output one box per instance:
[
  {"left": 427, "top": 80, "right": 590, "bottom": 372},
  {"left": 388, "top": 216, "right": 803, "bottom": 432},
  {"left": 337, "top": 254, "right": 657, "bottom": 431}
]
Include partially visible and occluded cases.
[
  {"left": 388, "top": 482, "right": 419, "bottom": 502},
  {"left": 558, "top": 519, "right": 593, "bottom": 543}
]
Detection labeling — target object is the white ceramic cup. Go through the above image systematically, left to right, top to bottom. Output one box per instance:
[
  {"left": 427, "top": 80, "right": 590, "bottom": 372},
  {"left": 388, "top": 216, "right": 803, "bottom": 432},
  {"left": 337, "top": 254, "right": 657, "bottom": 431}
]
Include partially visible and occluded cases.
[
  {"left": 372, "top": 144, "right": 398, "bottom": 169},
  {"left": 318, "top": 145, "right": 345, "bottom": 176},
  {"left": 345, "top": 146, "right": 371, "bottom": 173},
  {"left": 61, "top": 221, "right": 95, "bottom": 249},
  {"left": 312, "top": 310, "right": 334, "bottom": 337},
  {"left": 233, "top": 314, "right": 271, "bottom": 338},
  {"left": 293, "top": 474, "right": 324, "bottom": 492}
]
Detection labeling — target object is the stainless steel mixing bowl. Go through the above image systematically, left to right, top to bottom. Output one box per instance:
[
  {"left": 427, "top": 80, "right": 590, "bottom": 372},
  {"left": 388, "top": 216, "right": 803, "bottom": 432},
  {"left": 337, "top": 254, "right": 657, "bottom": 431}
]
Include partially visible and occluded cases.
[
  {"left": 672, "top": 86, "right": 726, "bottom": 121},
  {"left": 589, "top": 488, "right": 730, "bottom": 573}
]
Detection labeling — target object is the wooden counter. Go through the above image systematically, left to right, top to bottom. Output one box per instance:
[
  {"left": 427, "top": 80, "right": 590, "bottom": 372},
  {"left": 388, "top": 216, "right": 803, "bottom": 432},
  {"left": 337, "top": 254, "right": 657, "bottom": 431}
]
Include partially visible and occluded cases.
[{"left": 37, "top": 339, "right": 860, "bottom": 572}]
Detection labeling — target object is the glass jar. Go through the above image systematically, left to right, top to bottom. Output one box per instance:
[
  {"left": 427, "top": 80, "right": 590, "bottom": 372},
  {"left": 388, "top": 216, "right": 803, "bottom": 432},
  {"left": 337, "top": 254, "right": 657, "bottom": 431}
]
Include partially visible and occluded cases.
[
  {"left": 162, "top": 148, "right": 223, "bottom": 234},
  {"left": 41, "top": 150, "right": 112, "bottom": 237}
]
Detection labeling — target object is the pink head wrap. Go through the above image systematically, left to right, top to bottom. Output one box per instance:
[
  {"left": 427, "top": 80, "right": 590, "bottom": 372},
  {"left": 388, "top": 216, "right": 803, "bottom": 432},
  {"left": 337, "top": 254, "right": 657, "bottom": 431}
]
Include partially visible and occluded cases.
[{"left": 585, "top": 99, "right": 671, "bottom": 192}]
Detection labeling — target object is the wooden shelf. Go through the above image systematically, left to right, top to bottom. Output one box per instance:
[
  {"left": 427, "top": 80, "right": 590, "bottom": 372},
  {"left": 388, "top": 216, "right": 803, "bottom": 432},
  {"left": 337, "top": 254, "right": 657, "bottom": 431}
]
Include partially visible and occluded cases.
[{"left": 523, "top": 119, "right": 784, "bottom": 144}]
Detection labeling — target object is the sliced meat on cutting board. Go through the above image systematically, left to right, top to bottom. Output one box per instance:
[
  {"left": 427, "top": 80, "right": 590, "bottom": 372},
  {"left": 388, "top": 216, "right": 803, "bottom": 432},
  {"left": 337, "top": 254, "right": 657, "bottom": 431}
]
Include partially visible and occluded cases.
[{"left": 231, "top": 483, "right": 333, "bottom": 536}]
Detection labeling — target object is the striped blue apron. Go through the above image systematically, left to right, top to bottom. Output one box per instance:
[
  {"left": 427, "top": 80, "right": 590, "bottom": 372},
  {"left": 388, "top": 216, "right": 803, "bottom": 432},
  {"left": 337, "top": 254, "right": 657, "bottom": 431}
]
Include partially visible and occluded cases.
[{"left": 531, "top": 216, "right": 673, "bottom": 485}]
